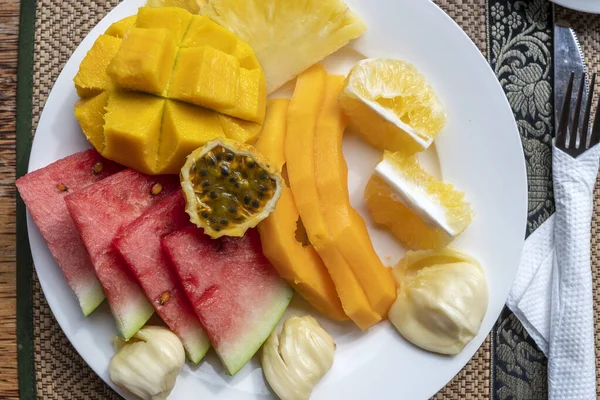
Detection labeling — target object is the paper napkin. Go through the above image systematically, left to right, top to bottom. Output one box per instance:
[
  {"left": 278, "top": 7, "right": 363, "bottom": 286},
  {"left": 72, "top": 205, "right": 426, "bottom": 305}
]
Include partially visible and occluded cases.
[{"left": 507, "top": 142, "right": 600, "bottom": 400}]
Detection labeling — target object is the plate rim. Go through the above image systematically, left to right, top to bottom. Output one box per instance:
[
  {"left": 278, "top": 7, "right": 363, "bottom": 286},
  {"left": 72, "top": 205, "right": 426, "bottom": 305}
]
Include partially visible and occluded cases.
[{"left": 26, "top": 0, "right": 528, "bottom": 398}]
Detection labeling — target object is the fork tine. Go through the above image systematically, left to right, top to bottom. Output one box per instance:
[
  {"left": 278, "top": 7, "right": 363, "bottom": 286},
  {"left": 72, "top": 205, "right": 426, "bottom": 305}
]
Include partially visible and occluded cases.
[
  {"left": 556, "top": 72, "right": 574, "bottom": 149},
  {"left": 569, "top": 73, "right": 586, "bottom": 150},
  {"left": 582, "top": 73, "right": 596, "bottom": 150},
  {"left": 590, "top": 77, "right": 600, "bottom": 148}
]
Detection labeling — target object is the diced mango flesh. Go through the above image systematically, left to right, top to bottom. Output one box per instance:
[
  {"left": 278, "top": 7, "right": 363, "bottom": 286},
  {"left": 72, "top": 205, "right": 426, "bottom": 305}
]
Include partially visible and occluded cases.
[
  {"left": 74, "top": 7, "right": 266, "bottom": 175},
  {"left": 135, "top": 7, "right": 193, "bottom": 44},
  {"left": 105, "top": 15, "right": 137, "bottom": 38},
  {"left": 107, "top": 27, "right": 178, "bottom": 95},
  {"left": 73, "top": 35, "right": 121, "bottom": 98},
  {"left": 285, "top": 64, "right": 381, "bottom": 330},
  {"left": 224, "top": 67, "right": 266, "bottom": 123},
  {"left": 74, "top": 91, "right": 110, "bottom": 152},
  {"left": 103, "top": 91, "right": 165, "bottom": 174},
  {"left": 158, "top": 100, "right": 226, "bottom": 174},
  {"left": 218, "top": 115, "right": 262, "bottom": 144}
]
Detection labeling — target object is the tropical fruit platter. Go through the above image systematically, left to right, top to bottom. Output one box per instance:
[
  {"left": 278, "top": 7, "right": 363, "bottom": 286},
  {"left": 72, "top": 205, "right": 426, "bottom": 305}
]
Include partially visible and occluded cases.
[{"left": 19, "top": 0, "right": 504, "bottom": 399}]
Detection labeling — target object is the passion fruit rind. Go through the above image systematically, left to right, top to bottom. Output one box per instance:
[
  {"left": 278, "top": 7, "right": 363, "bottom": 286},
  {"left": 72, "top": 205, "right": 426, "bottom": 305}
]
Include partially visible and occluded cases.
[{"left": 181, "top": 138, "right": 284, "bottom": 238}]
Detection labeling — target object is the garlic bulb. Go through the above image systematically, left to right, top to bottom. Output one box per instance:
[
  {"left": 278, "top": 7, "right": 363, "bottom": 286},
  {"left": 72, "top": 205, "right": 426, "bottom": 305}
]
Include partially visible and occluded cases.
[
  {"left": 388, "top": 248, "right": 488, "bottom": 355},
  {"left": 261, "top": 316, "right": 335, "bottom": 400},
  {"left": 109, "top": 326, "right": 185, "bottom": 400}
]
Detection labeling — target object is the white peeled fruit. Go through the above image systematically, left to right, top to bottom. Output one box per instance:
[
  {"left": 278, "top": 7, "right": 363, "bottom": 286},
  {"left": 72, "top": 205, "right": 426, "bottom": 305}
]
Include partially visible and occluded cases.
[
  {"left": 388, "top": 248, "right": 488, "bottom": 355},
  {"left": 261, "top": 316, "right": 336, "bottom": 400},
  {"left": 109, "top": 326, "right": 185, "bottom": 400}
]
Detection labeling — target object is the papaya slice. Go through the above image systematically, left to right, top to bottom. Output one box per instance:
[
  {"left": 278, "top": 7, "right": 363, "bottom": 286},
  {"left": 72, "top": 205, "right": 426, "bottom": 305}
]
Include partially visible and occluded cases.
[
  {"left": 285, "top": 64, "right": 380, "bottom": 330},
  {"left": 314, "top": 75, "right": 396, "bottom": 317},
  {"left": 255, "top": 98, "right": 347, "bottom": 321}
]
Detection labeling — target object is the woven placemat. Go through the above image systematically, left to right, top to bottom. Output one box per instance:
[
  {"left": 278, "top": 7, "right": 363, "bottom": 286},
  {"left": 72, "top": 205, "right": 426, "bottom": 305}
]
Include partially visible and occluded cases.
[{"left": 23, "top": 0, "right": 598, "bottom": 399}]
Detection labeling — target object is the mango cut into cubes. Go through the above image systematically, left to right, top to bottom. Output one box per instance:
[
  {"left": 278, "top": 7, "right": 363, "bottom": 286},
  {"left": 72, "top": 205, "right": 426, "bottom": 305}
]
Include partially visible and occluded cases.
[
  {"left": 73, "top": 6, "right": 267, "bottom": 174},
  {"left": 135, "top": 7, "right": 192, "bottom": 45},
  {"left": 105, "top": 15, "right": 137, "bottom": 38},
  {"left": 107, "top": 27, "right": 178, "bottom": 95},
  {"left": 73, "top": 35, "right": 121, "bottom": 98},
  {"left": 103, "top": 91, "right": 165, "bottom": 174},
  {"left": 158, "top": 100, "right": 226, "bottom": 174}
]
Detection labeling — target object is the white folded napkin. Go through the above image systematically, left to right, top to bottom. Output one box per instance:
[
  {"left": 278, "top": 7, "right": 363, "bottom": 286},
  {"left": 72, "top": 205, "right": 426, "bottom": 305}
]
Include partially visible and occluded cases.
[{"left": 506, "top": 142, "right": 600, "bottom": 400}]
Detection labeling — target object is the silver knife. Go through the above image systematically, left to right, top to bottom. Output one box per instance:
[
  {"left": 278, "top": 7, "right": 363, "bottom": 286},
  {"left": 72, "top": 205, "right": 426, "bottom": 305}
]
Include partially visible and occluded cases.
[{"left": 554, "top": 21, "right": 587, "bottom": 136}]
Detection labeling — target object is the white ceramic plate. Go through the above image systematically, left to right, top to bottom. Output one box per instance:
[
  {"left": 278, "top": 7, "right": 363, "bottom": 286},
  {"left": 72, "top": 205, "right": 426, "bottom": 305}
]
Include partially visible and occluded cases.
[
  {"left": 27, "top": 0, "right": 527, "bottom": 398},
  {"left": 551, "top": 0, "right": 600, "bottom": 14}
]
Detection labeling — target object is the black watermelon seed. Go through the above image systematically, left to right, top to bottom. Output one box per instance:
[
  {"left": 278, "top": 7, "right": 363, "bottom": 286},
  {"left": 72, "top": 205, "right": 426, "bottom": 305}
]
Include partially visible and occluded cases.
[{"left": 243, "top": 195, "right": 251, "bottom": 205}]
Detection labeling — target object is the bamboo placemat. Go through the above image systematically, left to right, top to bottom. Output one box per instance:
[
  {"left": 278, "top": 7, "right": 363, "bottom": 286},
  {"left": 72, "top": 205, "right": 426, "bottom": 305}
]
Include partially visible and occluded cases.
[{"left": 16, "top": 0, "right": 600, "bottom": 398}]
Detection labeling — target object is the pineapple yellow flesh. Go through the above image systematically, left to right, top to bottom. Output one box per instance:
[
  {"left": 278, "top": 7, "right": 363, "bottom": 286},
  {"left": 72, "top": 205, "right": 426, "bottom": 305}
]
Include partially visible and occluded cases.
[{"left": 201, "top": 0, "right": 366, "bottom": 93}]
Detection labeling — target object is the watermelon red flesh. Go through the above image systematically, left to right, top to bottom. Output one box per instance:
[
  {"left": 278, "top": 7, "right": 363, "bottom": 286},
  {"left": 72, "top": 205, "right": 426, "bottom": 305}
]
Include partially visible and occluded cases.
[
  {"left": 15, "top": 149, "right": 123, "bottom": 316},
  {"left": 64, "top": 169, "right": 180, "bottom": 339},
  {"left": 114, "top": 191, "right": 210, "bottom": 363},
  {"left": 162, "top": 227, "right": 293, "bottom": 375}
]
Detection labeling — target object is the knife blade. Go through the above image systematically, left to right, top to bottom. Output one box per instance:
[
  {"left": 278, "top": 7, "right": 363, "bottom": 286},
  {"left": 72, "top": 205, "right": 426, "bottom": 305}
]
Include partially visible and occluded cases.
[{"left": 554, "top": 21, "right": 587, "bottom": 137}]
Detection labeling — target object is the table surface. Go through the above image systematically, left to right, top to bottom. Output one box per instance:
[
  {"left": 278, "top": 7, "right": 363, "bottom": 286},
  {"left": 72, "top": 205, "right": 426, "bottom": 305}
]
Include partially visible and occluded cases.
[{"left": 0, "top": 0, "right": 20, "bottom": 398}]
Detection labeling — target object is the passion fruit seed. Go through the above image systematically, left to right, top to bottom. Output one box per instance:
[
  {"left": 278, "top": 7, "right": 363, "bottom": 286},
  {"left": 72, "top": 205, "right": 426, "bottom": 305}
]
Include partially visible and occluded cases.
[
  {"left": 188, "top": 145, "right": 278, "bottom": 233},
  {"left": 92, "top": 162, "right": 103, "bottom": 175},
  {"left": 56, "top": 183, "right": 69, "bottom": 192},
  {"left": 151, "top": 183, "right": 163, "bottom": 196},
  {"left": 159, "top": 290, "right": 171, "bottom": 305}
]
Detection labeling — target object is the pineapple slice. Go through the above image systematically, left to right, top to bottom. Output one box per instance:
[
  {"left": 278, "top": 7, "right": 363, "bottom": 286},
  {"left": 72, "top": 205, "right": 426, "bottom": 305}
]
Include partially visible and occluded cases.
[{"left": 201, "top": 0, "right": 366, "bottom": 93}]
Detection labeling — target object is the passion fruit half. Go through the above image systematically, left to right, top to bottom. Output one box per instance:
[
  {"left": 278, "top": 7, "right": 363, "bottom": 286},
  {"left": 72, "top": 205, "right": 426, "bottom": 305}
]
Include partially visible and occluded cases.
[{"left": 181, "top": 138, "right": 284, "bottom": 238}]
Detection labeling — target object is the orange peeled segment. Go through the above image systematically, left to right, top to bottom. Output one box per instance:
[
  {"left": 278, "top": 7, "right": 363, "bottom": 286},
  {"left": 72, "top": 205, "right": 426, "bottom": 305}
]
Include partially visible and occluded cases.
[
  {"left": 285, "top": 64, "right": 380, "bottom": 330},
  {"left": 314, "top": 75, "right": 396, "bottom": 317},
  {"left": 256, "top": 99, "right": 347, "bottom": 321}
]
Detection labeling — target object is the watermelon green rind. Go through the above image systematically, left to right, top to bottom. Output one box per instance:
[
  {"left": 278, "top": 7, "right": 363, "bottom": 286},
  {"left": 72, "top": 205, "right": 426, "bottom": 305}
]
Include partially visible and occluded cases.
[
  {"left": 15, "top": 149, "right": 123, "bottom": 316},
  {"left": 65, "top": 169, "right": 180, "bottom": 339},
  {"left": 114, "top": 192, "right": 211, "bottom": 363},
  {"left": 162, "top": 227, "right": 293, "bottom": 375},
  {"left": 223, "top": 286, "right": 292, "bottom": 375}
]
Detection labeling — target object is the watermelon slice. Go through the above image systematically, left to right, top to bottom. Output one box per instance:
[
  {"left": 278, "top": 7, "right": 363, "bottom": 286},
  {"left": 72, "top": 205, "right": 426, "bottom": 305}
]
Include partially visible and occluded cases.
[
  {"left": 16, "top": 149, "right": 123, "bottom": 316},
  {"left": 64, "top": 169, "right": 179, "bottom": 339},
  {"left": 114, "top": 191, "right": 211, "bottom": 363},
  {"left": 162, "top": 227, "right": 293, "bottom": 375}
]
